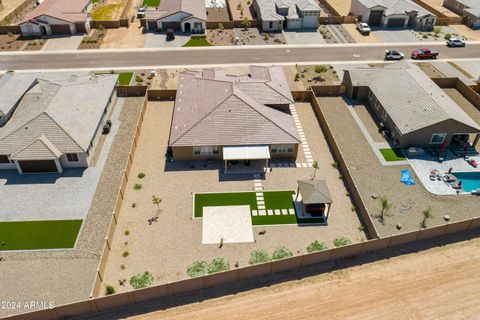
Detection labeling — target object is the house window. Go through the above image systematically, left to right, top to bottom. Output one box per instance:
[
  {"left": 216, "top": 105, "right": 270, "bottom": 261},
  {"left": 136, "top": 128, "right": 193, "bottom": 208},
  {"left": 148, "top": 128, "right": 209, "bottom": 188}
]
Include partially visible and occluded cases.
[
  {"left": 269, "top": 21, "right": 273, "bottom": 28},
  {"left": 194, "top": 22, "right": 202, "bottom": 30},
  {"left": 368, "top": 91, "right": 373, "bottom": 100},
  {"left": 375, "top": 100, "right": 380, "bottom": 110},
  {"left": 381, "top": 109, "right": 387, "bottom": 120},
  {"left": 430, "top": 133, "right": 447, "bottom": 144},
  {"left": 271, "top": 144, "right": 294, "bottom": 153},
  {"left": 193, "top": 146, "right": 219, "bottom": 156},
  {"left": 66, "top": 153, "right": 79, "bottom": 162},
  {"left": 0, "top": 155, "right": 10, "bottom": 163}
]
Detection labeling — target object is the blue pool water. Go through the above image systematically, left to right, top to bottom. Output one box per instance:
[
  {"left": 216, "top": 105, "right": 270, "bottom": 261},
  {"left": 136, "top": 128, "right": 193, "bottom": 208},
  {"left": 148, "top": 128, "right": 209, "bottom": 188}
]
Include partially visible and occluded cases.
[{"left": 453, "top": 172, "right": 480, "bottom": 192}]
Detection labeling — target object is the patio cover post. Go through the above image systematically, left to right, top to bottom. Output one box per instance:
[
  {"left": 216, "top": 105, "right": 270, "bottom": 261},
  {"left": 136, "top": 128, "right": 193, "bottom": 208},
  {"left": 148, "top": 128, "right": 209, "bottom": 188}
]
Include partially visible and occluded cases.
[
  {"left": 473, "top": 134, "right": 480, "bottom": 148},
  {"left": 224, "top": 160, "right": 227, "bottom": 172}
]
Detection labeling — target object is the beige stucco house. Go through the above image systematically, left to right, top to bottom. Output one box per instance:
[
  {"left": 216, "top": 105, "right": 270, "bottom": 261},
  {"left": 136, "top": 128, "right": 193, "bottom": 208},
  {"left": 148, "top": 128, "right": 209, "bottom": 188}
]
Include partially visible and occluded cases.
[
  {"left": 19, "top": 0, "right": 92, "bottom": 37},
  {"left": 144, "top": 0, "right": 206, "bottom": 33},
  {"left": 443, "top": 0, "right": 480, "bottom": 29},
  {"left": 342, "top": 62, "right": 480, "bottom": 148},
  {"left": 168, "top": 66, "right": 300, "bottom": 170},
  {"left": 0, "top": 73, "right": 117, "bottom": 174}
]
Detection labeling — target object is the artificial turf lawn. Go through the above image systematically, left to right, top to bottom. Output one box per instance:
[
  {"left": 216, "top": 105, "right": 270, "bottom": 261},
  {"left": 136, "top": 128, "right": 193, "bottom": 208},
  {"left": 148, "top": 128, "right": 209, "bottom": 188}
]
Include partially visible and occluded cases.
[
  {"left": 142, "top": 0, "right": 160, "bottom": 6},
  {"left": 183, "top": 38, "right": 213, "bottom": 47},
  {"left": 117, "top": 72, "right": 133, "bottom": 86},
  {"left": 380, "top": 148, "right": 406, "bottom": 162},
  {"left": 263, "top": 191, "right": 295, "bottom": 210},
  {"left": 194, "top": 192, "right": 258, "bottom": 217},
  {"left": 0, "top": 220, "right": 82, "bottom": 251}
]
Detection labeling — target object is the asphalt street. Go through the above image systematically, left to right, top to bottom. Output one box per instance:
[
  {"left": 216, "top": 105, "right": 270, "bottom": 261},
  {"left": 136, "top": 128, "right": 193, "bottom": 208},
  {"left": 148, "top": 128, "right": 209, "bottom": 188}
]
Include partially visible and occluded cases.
[{"left": 0, "top": 43, "right": 479, "bottom": 70}]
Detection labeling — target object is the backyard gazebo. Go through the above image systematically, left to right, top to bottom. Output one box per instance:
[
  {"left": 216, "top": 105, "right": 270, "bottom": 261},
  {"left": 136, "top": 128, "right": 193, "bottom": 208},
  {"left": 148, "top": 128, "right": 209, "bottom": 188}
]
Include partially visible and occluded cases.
[{"left": 296, "top": 180, "right": 333, "bottom": 221}]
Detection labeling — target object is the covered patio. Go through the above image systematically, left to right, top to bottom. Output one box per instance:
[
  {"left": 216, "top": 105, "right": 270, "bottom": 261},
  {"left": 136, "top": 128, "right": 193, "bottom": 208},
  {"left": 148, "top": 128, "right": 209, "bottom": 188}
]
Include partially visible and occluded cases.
[
  {"left": 223, "top": 145, "right": 270, "bottom": 174},
  {"left": 295, "top": 180, "right": 333, "bottom": 222}
]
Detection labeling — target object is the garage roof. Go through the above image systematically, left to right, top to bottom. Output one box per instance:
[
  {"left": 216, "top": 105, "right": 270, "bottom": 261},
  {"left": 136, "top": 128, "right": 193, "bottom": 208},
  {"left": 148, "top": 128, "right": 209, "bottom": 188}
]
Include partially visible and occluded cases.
[
  {"left": 21, "top": 0, "right": 90, "bottom": 24},
  {"left": 145, "top": 0, "right": 207, "bottom": 21},
  {"left": 358, "top": 0, "right": 433, "bottom": 17},
  {"left": 0, "top": 73, "right": 38, "bottom": 117}
]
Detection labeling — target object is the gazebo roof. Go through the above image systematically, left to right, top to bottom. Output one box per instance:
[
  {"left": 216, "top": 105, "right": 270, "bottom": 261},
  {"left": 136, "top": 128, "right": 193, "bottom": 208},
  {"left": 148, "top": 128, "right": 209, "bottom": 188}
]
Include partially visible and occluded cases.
[{"left": 297, "top": 180, "right": 333, "bottom": 204}]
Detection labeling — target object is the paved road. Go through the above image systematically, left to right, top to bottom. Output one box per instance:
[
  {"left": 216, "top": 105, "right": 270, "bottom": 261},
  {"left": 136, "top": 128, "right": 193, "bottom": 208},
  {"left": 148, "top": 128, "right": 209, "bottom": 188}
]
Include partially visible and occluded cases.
[{"left": 1, "top": 43, "right": 480, "bottom": 70}]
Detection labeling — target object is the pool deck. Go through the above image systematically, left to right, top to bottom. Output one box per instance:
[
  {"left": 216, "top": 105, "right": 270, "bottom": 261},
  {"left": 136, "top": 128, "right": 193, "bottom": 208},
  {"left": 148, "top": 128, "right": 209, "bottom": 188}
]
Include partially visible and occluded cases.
[{"left": 409, "top": 150, "right": 480, "bottom": 196}]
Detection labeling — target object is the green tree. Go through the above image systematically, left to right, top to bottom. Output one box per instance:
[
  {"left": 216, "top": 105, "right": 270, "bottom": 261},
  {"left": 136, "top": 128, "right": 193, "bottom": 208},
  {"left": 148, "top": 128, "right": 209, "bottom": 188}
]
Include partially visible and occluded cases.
[
  {"left": 241, "top": 17, "right": 250, "bottom": 30},
  {"left": 218, "top": 23, "right": 224, "bottom": 30},
  {"left": 433, "top": 26, "right": 441, "bottom": 37},
  {"left": 311, "top": 160, "right": 319, "bottom": 180},
  {"left": 152, "top": 195, "right": 162, "bottom": 216},
  {"left": 378, "top": 196, "right": 392, "bottom": 224}
]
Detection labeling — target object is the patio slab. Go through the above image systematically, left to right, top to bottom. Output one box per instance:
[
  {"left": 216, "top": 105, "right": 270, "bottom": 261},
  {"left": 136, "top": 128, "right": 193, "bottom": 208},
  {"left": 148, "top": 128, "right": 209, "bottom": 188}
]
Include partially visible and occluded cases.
[{"left": 202, "top": 205, "right": 254, "bottom": 244}]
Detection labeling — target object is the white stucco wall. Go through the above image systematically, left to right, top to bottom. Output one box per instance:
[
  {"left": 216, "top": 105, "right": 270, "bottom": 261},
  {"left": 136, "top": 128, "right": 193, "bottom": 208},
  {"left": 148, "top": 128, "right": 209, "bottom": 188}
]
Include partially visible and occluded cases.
[
  {"left": 350, "top": 0, "right": 372, "bottom": 22},
  {"left": 302, "top": 11, "right": 319, "bottom": 28},
  {"left": 182, "top": 17, "right": 206, "bottom": 33},
  {"left": 286, "top": 18, "right": 302, "bottom": 29},
  {"left": 262, "top": 20, "right": 283, "bottom": 31},
  {"left": 60, "top": 153, "right": 88, "bottom": 168}
]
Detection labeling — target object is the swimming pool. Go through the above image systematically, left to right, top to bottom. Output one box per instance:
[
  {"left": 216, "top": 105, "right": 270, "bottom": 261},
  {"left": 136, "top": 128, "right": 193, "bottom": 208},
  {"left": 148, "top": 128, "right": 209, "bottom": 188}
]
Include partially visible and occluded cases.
[{"left": 453, "top": 172, "right": 480, "bottom": 192}]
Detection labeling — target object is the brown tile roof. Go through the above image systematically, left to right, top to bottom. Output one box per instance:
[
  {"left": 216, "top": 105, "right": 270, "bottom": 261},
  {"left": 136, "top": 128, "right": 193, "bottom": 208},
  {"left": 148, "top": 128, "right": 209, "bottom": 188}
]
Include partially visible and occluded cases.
[
  {"left": 22, "top": 0, "right": 90, "bottom": 24},
  {"left": 145, "top": 0, "right": 207, "bottom": 21},
  {"left": 169, "top": 66, "right": 299, "bottom": 147}
]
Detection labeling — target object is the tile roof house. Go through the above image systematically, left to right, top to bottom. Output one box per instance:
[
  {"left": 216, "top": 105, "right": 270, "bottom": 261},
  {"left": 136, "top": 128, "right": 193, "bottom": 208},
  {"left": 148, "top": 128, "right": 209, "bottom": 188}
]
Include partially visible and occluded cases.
[
  {"left": 20, "top": 0, "right": 92, "bottom": 37},
  {"left": 144, "top": 0, "right": 206, "bottom": 33},
  {"left": 252, "top": 0, "right": 321, "bottom": 31},
  {"left": 350, "top": 0, "right": 436, "bottom": 31},
  {"left": 444, "top": 0, "right": 480, "bottom": 29},
  {"left": 343, "top": 61, "right": 480, "bottom": 148},
  {"left": 168, "top": 66, "right": 300, "bottom": 169},
  {"left": 0, "top": 73, "right": 117, "bottom": 174},
  {"left": 0, "top": 73, "right": 38, "bottom": 127}
]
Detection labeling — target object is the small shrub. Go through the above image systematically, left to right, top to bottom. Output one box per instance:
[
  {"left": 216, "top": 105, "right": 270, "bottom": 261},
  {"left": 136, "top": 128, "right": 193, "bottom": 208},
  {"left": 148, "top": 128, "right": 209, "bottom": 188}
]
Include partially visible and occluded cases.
[
  {"left": 247, "top": 0, "right": 251, "bottom": 3},
  {"left": 237, "top": 3, "right": 241, "bottom": 9},
  {"left": 218, "top": 23, "right": 224, "bottom": 30},
  {"left": 263, "top": 33, "right": 269, "bottom": 41},
  {"left": 444, "top": 33, "right": 452, "bottom": 40},
  {"left": 422, "top": 34, "right": 428, "bottom": 39},
  {"left": 314, "top": 65, "right": 328, "bottom": 74},
  {"left": 294, "top": 73, "right": 300, "bottom": 81},
  {"left": 331, "top": 161, "right": 338, "bottom": 168},
  {"left": 137, "top": 172, "right": 146, "bottom": 179},
  {"left": 338, "top": 174, "right": 343, "bottom": 179},
  {"left": 133, "top": 183, "right": 142, "bottom": 190},
  {"left": 345, "top": 192, "right": 350, "bottom": 197},
  {"left": 132, "top": 202, "right": 136, "bottom": 208},
  {"left": 351, "top": 206, "right": 356, "bottom": 212},
  {"left": 358, "top": 225, "right": 365, "bottom": 232},
  {"left": 124, "top": 230, "right": 130, "bottom": 236},
  {"left": 333, "top": 237, "right": 351, "bottom": 247},
  {"left": 307, "top": 240, "right": 327, "bottom": 252},
  {"left": 272, "top": 247, "right": 293, "bottom": 260},
  {"left": 249, "top": 250, "right": 271, "bottom": 265},
  {"left": 122, "top": 251, "right": 129, "bottom": 257},
  {"left": 207, "top": 257, "right": 230, "bottom": 274},
  {"left": 187, "top": 260, "right": 208, "bottom": 277},
  {"left": 120, "top": 264, "right": 125, "bottom": 270},
  {"left": 129, "top": 271, "right": 154, "bottom": 289},
  {"left": 105, "top": 285, "right": 115, "bottom": 295}
]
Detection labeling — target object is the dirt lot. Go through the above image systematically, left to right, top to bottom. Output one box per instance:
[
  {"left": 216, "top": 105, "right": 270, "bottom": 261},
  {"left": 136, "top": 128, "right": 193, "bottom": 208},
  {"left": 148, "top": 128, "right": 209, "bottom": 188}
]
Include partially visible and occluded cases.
[
  {"left": 1, "top": 0, "right": 36, "bottom": 24},
  {"left": 91, "top": 0, "right": 126, "bottom": 21},
  {"left": 228, "top": 0, "right": 253, "bottom": 21},
  {"left": 324, "top": 0, "right": 351, "bottom": 16},
  {"left": 418, "top": 0, "right": 460, "bottom": 17},
  {"left": 207, "top": 8, "right": 230, "bottom": 22},
  {"left": 101, "top": 21, "right": 146, "bottom": 48},
  {"left": 450, "top": 24, "right": 480, "bottom": 41},
  {"left": 207, "top": 29, "right": 235, "bottom": 45},
  {"left": 417, "top": 62, "right": 444, "bottom": 78},
  {"left": 296, "top": 65, "right": 340, "bottom": 88},
  {"left": 317, "top": 96, "right": 480, "bottom": 237},
  {"left": 101, "top": 100, "right": 365, "bottom": 295},
  {"left": 130, "top": 233, "right": 480, "bottom": 320}
]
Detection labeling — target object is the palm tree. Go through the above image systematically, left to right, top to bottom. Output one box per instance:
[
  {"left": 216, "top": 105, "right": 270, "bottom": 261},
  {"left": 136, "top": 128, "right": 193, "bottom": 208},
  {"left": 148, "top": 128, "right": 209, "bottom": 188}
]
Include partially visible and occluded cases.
[
  {"left": 311, "top": 160, "right": 319, "bottom": 180},
  {"left": 152, "top": 195, "right": 162, "bottom": 216},
  {"left": 378, "top": 196, "right": 392, "bottom": 224},
  {"left": 421, "top": 206, "right": 432, "bottom": 228}
]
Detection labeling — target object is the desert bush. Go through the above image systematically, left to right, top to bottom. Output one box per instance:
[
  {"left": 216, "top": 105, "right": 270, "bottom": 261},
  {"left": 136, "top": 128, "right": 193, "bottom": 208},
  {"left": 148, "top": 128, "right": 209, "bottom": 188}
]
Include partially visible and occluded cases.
[
  {"left": 333, "top": 237, "right": 351, "bottom": 247},
  {"left": 306, "top": 240, "right": 327, "bottom": 252},
  {"left": 272, "top": 247, "right": 293, "bottom": 260},
  {"left": 249, "top": 250, "right": 271, "bottom": 264},
  {"left": 207, "top": 258, "right": 230, "bottom": 274},
  {"left": 187, "top": 260, "right": 208, "bottom": 277},
  {"left": 129, "top": 271, "right": 154, "bottom": 289},
  {"left": 105, "top": 285, "right": 115, "bottom": 295}
]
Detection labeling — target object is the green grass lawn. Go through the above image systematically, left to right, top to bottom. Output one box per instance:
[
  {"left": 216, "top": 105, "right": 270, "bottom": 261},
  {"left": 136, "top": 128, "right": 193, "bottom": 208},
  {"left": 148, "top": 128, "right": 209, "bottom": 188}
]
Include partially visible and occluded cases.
[
  {"left": 142, "top": 0, "right": 160, "bottom": 6},
  {"left": 183, "top": 37, "right": 213, "bottom": 47},
  {"left": 118, "top": 72, "right": 133, "bottom": 86},
  {"left": 380, "top": 148, "right": 406, "bottom": 162},
  {"left": 263, "top": 191, "right": 295, "bottom": 210},
  {"left": 194, "top": 192, "right": 258, "bottom": 217},
  {"left": 0, "top": 220, "right": 83, "bottom": 251}
]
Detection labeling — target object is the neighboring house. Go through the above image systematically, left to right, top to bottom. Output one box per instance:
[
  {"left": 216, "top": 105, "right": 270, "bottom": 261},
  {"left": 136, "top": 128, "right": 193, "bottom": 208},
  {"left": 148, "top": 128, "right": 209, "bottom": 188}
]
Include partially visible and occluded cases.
[
  {"left": 20, "top": 0, "right": 92, "bottom": 37},
  {"left": 144, "top": 0, "right": 206, "bottom": 33},
  {"left": 252, "top": 0, "right": 321, "bottom": 31},
  {"left": 350, "top": 0, "right": 436, "bottom": 31},
  {"left": 444, "top": 0, "right": 480, "bottom": 29},
  {"left": 343, "top": 62, "right": 480, "bottom": 148},
  {"left": 168, "top": 66, "right": 300, "bottom": 170},
  {"left": 0, "top": 73, "right": 117, "bottom": 174},
  {"left": 0, "top": 73, "right": 38, "bottom": 127}
]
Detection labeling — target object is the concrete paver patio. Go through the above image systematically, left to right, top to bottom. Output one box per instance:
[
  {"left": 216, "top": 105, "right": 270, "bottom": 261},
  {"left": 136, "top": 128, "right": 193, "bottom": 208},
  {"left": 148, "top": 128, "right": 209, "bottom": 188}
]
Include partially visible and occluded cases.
[{"left": 202, "top": 206, "right": 254, "bottom": 244}]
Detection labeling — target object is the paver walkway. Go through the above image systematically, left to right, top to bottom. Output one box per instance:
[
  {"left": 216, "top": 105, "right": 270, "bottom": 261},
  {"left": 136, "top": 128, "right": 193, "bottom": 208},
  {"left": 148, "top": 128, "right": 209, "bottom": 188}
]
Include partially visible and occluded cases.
[{"left": 290, "top": 105, "right": 313, "bottom": 167}]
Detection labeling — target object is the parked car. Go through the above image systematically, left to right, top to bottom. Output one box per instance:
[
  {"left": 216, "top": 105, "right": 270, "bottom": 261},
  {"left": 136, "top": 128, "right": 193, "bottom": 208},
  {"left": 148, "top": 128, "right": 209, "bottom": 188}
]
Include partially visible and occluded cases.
[
  {"left": 136, "top": 6, "right": 146, "bottom": 18},
  {"left": 356, "top": 22, "right": 371, "bottom": 35},
  {"left": 166, "top": 29, "right": 175, "bottom": 41},
  {"left": 446, "top": 38, "right": 466, "bottom": 47},
  {"left": 411, "top": 48, "right": 439, "bottom": 59},
  {"left": 385, "top": 50, "right": 405, "bottom": 60}
]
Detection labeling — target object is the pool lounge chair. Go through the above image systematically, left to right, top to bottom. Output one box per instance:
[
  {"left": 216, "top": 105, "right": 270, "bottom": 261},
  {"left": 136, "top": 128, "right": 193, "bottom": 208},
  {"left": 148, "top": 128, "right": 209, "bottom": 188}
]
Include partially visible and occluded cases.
[
  {"left": 429, "top": 170, "right": 439, "bottom": 181},
  {"left": 443, "top": 174, "right": 456, "bottom": 183},
  {"left": 452, "top": 181, "right": 463, "bottom": 189}
]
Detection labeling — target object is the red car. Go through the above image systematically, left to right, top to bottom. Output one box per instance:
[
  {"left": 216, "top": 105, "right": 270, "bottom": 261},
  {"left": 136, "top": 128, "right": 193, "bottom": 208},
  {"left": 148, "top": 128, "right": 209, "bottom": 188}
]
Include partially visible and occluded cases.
[{"left": 411, "top": 48, "right": 439, "bottom": 59}]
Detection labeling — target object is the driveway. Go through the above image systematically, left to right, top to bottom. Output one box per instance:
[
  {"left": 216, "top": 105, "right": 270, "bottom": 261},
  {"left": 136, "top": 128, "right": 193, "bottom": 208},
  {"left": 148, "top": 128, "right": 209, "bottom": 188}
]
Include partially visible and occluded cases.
[
  {"left": 372, "top": 28, "right": 423, "bottom": 42},
  {"left": 283, "top": 29, "right": 326, "bottom": 45},
  {"left": 145, "top": 32, "right": 190, "bottom": 48},
  {"left": 42, "top": 35, "right": 84, "bottom": 51},
  {"left": 0, "top": 98, "right": 125, "bottom": 221}
]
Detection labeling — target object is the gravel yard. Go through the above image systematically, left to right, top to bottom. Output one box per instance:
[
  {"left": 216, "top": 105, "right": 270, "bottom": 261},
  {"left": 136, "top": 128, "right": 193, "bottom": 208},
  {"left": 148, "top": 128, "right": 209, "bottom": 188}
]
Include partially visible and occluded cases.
[
  {"left": 418, "top": 0, "right": 460, "bottom": 17},
  {"left": 234, "top": 28, "right": 286, "bottom": 45},
  {"left": 317, "top": 96, "right": 480, "bottom": 237},
  {"left": 0, "top": 97, "right": 144, "bottom": 318},
  {"left": 101, "top": 100, "right": 365, "bottom": 295}
]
